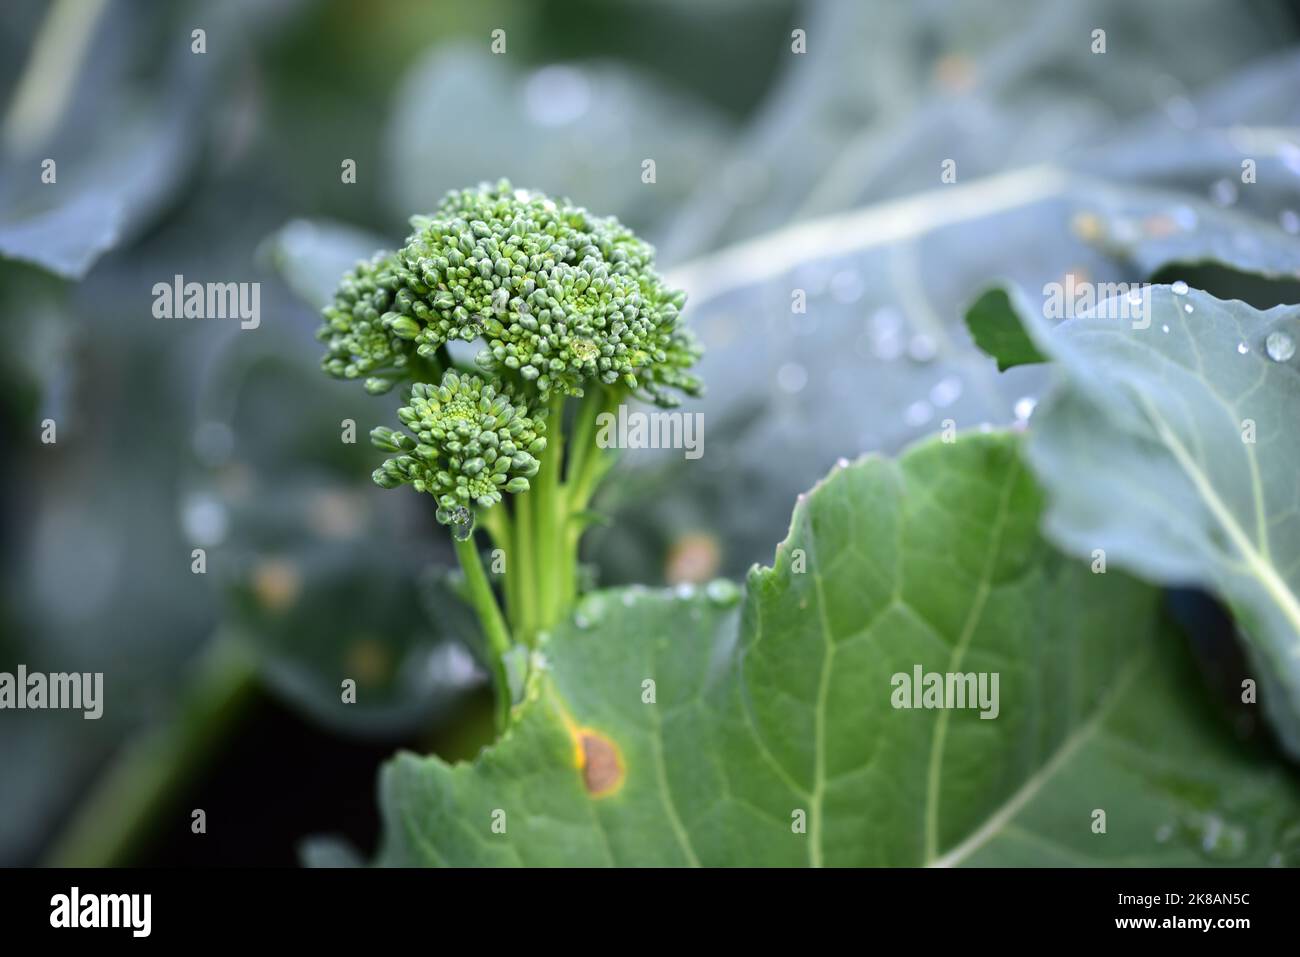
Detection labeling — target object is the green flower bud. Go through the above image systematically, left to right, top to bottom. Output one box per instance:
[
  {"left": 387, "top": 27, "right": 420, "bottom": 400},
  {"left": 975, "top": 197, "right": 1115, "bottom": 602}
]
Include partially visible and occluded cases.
[
  {"left": 318, "top": 181, "right": 703, "bottom": 406},
  {"left": 369, "top": 369, "right": 548, "bottom": 523}
]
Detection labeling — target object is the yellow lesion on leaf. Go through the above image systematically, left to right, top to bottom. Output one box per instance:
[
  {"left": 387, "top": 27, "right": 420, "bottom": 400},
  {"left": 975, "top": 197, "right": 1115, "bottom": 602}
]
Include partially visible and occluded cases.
[{"left": 558, "top": 709, "right": 625, "bottom": 798}]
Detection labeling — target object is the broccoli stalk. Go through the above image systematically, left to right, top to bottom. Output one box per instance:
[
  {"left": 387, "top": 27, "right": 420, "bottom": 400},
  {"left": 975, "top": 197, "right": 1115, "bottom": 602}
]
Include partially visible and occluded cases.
[{"left": 317, "top": 180, "right": 703, "bottom": 728}]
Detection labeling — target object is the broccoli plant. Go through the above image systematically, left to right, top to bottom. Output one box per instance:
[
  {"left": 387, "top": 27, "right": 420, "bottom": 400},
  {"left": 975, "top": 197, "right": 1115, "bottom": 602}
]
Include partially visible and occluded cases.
[
  {"left": 317, "top": 181, "right": 702, "bottom": 726},
  {"left": 311, "top": 187, "right": 1300, "bottom": 870}
]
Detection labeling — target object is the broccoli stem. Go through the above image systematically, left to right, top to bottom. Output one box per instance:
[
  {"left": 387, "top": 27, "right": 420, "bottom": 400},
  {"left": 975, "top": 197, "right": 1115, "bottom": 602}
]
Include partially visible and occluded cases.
[
  {"left": 556, "top": 385, "right": 622, "bottom": 606},
  {"left": 449, "top": 386, "right": 624, "bottom": 718},
  {"left": 567, "top": 388, "right": 622, "bottom": 511},
  {"left": 531, "top": 395, "right": 567, "bottom": 630},
  {"left": 513, "top": 487, "right": 539, "bottom": 639},
  {"left": 477, "top": 505, "right": 515, "bottom": 623},
  {"left": 453, "top": 528, "right": 513, "bottom": 731}
]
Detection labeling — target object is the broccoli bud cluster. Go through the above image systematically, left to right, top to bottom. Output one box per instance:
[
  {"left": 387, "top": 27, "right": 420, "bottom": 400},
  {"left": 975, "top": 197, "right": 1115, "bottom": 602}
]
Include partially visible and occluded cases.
[
  {"left": 318, "top": 180, "right": 702, "bottom": 407},
  {"left": 329, "top": 181, "right": 704, "bottom": 518},
  {"left": 370, "top": 371, "right": 547, "bottom": 524}
]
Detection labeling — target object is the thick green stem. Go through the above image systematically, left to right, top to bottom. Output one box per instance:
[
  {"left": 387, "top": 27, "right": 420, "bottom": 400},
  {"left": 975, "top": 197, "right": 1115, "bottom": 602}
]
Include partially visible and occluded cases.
[
  {"left": 555, "top": 387, "right": 618, "bottom": 606},
  {"left": 565, "top": 387, "right": 604, "bottom": 498},
  {"left": 495, "top": 389, "right": 623, "bottom": 645},
  {"left": 532, "top": 395, "right": 566, "bottom": 629},
  {"left": 513, "top": 490, "right": 538, "bottom": 639},
  {"left": 478, "top": 505, "right": 515, "bottom": 623},
  {"left": 453, "top": 528, "right": 513, "bottom": 730},
  {"left": 44, "top": 635, "right": 259, "bottom": 867}
]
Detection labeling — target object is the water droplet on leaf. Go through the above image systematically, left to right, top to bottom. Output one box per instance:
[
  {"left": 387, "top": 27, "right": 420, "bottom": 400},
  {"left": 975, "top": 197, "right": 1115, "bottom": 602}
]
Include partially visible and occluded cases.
[
  {"left": 1210, "top": 178, "right": 1238, "bottom": 207},
  {"left": 1266, "top": 330, "right": 1296, "bottom": 362},
  {"left": 907, "top": 334, "right": 938, "bottom": 363},
  {"left": 776, "top": 362, "right": 807, "bottom": 394},
  {"left": 929, "top": 375, "right": 963, "bottom": 408},
  {"left": 903, "top": 400, "right": 932, "bottom": 427},
  {"left": 705, "top": 579, "right": 740, "bottom": 607},
  {"left": 576, "top": 593, "right": 606, "bottom": 628},
  {"left": 1185, "top": 812, "right": 1248, "bottom": 862}
]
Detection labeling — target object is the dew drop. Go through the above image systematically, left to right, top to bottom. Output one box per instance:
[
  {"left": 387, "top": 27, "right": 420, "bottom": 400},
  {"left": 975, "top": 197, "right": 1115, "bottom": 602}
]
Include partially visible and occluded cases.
[
  {"left": 524, "top": 65, "right": 591, "bottom": 127},
  {"left": 1281, "top": 142, "right": 1300, "bottom": 177},
  {"left": 1210, "top": 178, "right": 1238, "bottom": 207},
  {"left": 1171, "top": 205, "right": 1198, "bottom": 230},
  {"left": 1110, "top": 218, "right": 1140, "bottom": 244},
  {"left": 829, "top": 269, "right": 865, "bottom": 304},
  {"left": 1171, "top": 280, "right": 1189, "bottom": 295},
  {"left": 1183, "top": 303, "right": 1194, "bottom": 313},
  {"left": 867, "top": 308, "right": 905, "bottom": 360},
  {"left": 1161, "top": 324, "right": 1170, "bottom": 333},
  {"left": 1266, "top": 330, "right": 1296, "bottom": 362},
  {"left": 907, "top": 334, "right": 938, "bottom": 363},
  {"left": 1237, "top": 341, "right": 1250, "bottom": 355},
  {"left": 776, "top": 362, "right": 808, "bottom": 394},
  {"left": 929, "top": 375, "right": 963, "bottom": 408},
  {"left": 1013, "top": 396, "right": 1037, "bottom": 422},
  {"left": 903, "top": 400, "right": 933, "bottom": 427},
  {"left": 182, "top": 493, "right": 229, "bottom": 546},
  {"left": 449, "top": 505, "right": 474, "bottom": 541},
  {"left": 705, "top": 579, "right": 741, "bottom": 607},
  {"left": 674, "top": 582, "right": 697, "bottom": 600},
  {"left": 576, "top": 593, "right": 606, "bottom": 627},
  {"left": 1189, "top": 812, "right": 1248, "bottom": 862}
]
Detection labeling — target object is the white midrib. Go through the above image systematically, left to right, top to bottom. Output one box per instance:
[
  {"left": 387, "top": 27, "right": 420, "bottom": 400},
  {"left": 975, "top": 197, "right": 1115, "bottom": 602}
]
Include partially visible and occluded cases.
[
  {"left": 666, "top": 165, "right": 1070, "bottom": 307},
  {"left": 1140, "top": 397, "right": 1300, "bottom": 648},
  {"left": 921, "top": 460, "right": 1020, "bottom": 863},
  {"left": 808, "top": 547, "right": 836, "bottom": 868},
  {"left": 930, "top": 646, "right": 1149, "bottom": 868},
  {"left": 648, "top": 707, "right": 702, "bottom": 867}
]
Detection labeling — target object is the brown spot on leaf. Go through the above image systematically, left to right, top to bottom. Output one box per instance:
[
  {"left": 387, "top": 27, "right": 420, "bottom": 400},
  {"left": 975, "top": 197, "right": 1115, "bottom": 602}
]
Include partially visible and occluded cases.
[{"left": 579, "top": 729, "right": 625, "bottom": 797}]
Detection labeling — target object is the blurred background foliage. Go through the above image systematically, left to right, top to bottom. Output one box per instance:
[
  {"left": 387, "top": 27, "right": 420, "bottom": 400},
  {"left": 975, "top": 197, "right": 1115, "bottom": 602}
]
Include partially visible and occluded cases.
[{"left": 2, "top": 0, "right": 1300, "bottom": 865}]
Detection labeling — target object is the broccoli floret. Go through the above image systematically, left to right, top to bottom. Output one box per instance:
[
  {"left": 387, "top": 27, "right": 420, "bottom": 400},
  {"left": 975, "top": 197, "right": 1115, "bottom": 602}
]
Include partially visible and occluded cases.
[
  {"left": 318, "top": 180, "right": 702, "bottom": 406},
  {"left": 369, "top": 370, "right": 547, "bottom": 524}
]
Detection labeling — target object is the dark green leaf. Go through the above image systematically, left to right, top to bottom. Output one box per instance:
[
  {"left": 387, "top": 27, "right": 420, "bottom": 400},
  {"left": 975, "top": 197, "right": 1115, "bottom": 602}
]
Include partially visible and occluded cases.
[{"left": 378, "top": 433, "right": 1300, "bottom": 865}]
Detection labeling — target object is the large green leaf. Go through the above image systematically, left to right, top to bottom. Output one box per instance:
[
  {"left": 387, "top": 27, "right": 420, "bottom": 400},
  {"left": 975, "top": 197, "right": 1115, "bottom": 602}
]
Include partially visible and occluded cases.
[
  {"left": 967, "top": 283, "right": 1300, "bottom": 756},
  {"left": 377, "top": 433, "right": 1300, "bottom": 866}
]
